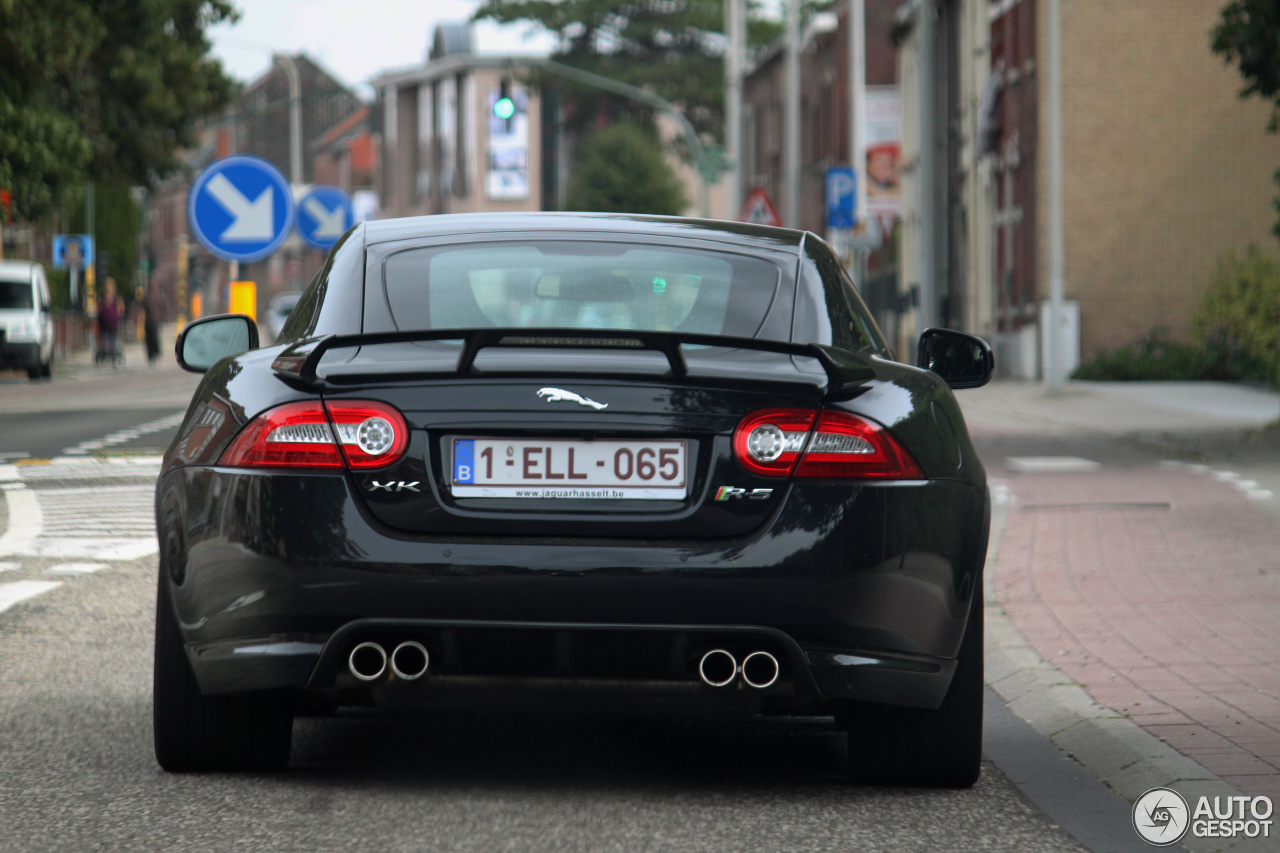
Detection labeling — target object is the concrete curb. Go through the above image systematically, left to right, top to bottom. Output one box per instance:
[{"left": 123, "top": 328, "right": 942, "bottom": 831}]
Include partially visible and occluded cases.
[{"left": 984, "top": 487, "right": 1274, "bottom": 853}]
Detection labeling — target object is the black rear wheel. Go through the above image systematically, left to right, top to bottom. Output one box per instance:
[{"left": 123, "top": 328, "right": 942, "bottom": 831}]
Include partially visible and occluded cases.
[
  {"left": 152, "top": 575, "right": 293, "bottom": 772},
  {"left": 844, "top": 591, "right": 983, "bottom": 788}
]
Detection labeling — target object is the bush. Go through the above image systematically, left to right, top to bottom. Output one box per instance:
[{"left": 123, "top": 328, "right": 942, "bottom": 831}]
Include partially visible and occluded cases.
[
  {"left": 563, "top": 122, "right": 688, "bottom": 216},
  {"left": 1192, "top": 245, "right": 1279, "bottom": 384},
  {"left": 1073, "top": 246, "right": 1279, "bottom": 385},
  {"left": 1072, "top": 327, "right": 1222, "bottom": 381}
]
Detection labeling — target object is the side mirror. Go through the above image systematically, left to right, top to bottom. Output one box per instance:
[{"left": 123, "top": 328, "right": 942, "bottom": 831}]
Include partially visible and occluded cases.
[
  {"left": 175, "top": 314, "right": 260, "bottom": 373},
  {"left": 917, "top": 328, "right": 994, "bottom": 389}
]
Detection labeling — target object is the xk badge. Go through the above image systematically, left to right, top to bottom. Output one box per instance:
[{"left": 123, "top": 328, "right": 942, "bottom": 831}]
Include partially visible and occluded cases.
[{"left": 715, "top": 486, "right": 773, "bottom": 501}]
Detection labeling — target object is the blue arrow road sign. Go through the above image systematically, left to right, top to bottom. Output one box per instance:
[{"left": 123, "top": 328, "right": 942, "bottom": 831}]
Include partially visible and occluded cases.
[
  {"left": 188, "top": 155, "right": 294, "bottom": 263},
  {"left": 826, "top": 167, "right": 857, "bottom": 230},
  {"left": 295, "top": 185, "right": 354, "bottom": 250}
]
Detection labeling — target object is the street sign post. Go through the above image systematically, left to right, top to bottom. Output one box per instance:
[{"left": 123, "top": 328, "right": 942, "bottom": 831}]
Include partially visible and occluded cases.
[
  {"left": 188, "top": 155, "right": 294, "bottom": 263},
  {"left": 826, "top": 167, "right": 857, "bottom": 230},
  {"left": 295, "top": 185, "right": 354, "bottom": 250}
]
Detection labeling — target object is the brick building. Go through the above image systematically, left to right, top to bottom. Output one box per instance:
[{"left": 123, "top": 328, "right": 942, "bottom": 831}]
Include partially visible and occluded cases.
[
  {"left": 894, "top": 0, "right": 1280, "bottom": 377},
  {"left": 740, "top": 2, "right": 904, "bottom": 339},
  {"left": 370, "top": 22, "right": 557, "bottom": 218},
  {"left": 142, "top": 55, "right": 370, "bottom": 322}
]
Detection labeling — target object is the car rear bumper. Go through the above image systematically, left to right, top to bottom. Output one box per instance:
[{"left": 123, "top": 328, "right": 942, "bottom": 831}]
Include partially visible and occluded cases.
[{"left": 159, "top": 467, "right": 988, "bottom": 711}]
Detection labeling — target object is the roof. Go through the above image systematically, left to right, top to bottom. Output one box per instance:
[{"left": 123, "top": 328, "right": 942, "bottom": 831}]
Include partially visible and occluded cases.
[
  {"left": 312, "top": 105, "right": 371, "bottom": 153},
  {"left": 359, "top": 212, "right": 809, "bottom": 249},
  {"left": 0, "top": 258, "right": 39, "bottom": 280}
]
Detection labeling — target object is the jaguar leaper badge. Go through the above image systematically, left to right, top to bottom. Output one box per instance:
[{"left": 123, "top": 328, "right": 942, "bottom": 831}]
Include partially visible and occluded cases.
[{"left": 537, "top": 387, "right": 608, "bottom": 411}]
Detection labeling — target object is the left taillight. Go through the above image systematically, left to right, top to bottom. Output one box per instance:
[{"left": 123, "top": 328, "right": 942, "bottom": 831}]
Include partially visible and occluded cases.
[{"left": 219, "top": 400, "right": 408, "bottom": 470}]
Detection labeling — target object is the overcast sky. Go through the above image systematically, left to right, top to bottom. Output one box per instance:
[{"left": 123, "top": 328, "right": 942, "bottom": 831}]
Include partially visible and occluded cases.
[{"left": 209, "top": 0, "right": 557, "bottom": 96}]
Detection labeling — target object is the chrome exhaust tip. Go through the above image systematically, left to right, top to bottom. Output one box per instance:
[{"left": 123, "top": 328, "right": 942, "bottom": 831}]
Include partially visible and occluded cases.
[
  {"left": 348, "top": 641, "right": 388, "bottom": 681},
  {"left": 390, "top": 641, "right": 430, "bottom": 681},
  {"left": 698, "top": 649, "right": 738, "bottom": 687},
  {"left": 741, "top": 651, "right": 780, "bottom": 689}
]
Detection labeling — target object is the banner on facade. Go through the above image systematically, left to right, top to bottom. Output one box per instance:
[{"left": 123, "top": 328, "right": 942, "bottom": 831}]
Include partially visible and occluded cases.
[{"left": 865, "top": 87, "right": 901, "bottom": 218}]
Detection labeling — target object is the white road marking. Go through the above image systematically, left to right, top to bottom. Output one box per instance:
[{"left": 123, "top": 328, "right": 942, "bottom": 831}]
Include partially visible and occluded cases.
[
  {"left": 61, "top": 411, "right": 184, "bottom": 457},
  {"left": 1006, "top": 456, "right": 1101, "bottom": 473},
  {"left": 0, "top": 457, "right": 160, "bottom": 559},
  {"left": 1162, "top": 461, "right": 1274, "bottom": 501},
  {"left": 0, "top": 488, "right": 43, "bottom": 556},
  {"left": 45, "top": 562, "right": 109, "bottom": 575},
  {"left": 0, "top": 581, "right": 61, "bottom": 616}
]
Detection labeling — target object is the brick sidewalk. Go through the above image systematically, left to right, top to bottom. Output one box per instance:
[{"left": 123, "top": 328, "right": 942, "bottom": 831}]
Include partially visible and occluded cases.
[{"left": 989, "top": 462, "right": 1280, "bottom": 801}]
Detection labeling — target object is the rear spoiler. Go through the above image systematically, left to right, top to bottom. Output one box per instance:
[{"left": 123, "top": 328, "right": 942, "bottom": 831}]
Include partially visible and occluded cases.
[{"left": 272, "top": 327, "right": 875, "bottom": 396}]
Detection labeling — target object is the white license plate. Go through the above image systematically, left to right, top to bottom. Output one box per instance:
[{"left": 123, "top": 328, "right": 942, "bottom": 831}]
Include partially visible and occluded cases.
[{"left": 451, "top": 438, "right": 688, "bottom": 500}]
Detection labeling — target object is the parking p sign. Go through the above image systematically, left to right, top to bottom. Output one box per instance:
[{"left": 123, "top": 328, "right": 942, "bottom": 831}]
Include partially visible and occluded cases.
[{"left": 826, "top": 167, "right": 857, "bottom": 230}]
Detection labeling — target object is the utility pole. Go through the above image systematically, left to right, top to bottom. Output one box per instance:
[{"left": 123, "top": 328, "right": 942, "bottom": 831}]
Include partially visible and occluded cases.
[
  {"left": 725, "top": 0, "right": 745, "bottom": 219},
  {"left": 784, "top": 0, "right": 801, "bottom": 228},
  {"left": 848, "top": 0, "right": 867, "bottom": 284},
  {"left": 849, "top": 0, "right": 867, "bottom": 231},
  {"left": 1046, "top": 0, "right": 1065, "bottom": 389},
  {"left": 914, "top": 1, "right": 938, "bottom": 336},
  {"left": 274, "top": 53, "right": 304, "bottom": 186}
]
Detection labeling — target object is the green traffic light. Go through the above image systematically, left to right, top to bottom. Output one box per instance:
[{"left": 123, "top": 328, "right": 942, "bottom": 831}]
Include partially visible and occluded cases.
[{"left": 493, "top": 97, "right": 516, "bottom": 120}]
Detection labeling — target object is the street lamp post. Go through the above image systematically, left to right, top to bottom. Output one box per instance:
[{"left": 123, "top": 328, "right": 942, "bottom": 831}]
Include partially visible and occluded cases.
[{"left": 273, "top": 53, "right": 304, "bottom": 186}]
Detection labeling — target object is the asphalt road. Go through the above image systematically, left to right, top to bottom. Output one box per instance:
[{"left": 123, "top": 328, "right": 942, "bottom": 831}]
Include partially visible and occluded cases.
[
  {"left": 0, "top": 363, "right": 1169, "bottom": 852},
  {"left": 0, "top": 551, "right": 1092, "bottom": 853}
]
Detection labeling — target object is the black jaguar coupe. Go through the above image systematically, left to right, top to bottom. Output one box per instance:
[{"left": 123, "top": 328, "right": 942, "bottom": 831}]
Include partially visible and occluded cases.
[{"left": 154, "top": 213, "right": 993, "bottom": 786}]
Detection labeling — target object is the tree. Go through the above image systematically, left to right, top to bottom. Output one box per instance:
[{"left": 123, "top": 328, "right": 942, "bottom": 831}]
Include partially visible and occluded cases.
[
  {"left": 0, "top": 0, "right": 238, "bottom": 220},
  {"left": 473, "top": 0, "right": 783, "bottom": 141},
  {"left": 1212, "top": 0, "right": 1280, "bottom": 239},
  {"left": 563, "top": 122, "right": 688, "bottom": 215}
]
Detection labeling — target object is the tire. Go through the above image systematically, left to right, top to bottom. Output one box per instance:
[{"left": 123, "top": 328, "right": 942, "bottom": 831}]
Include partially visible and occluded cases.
[
  {"left": 153, "top": 574, "right": 293, "bottom": 772},
  {"left": 844, "top": 591, "right": 983, "bottom": 788}
]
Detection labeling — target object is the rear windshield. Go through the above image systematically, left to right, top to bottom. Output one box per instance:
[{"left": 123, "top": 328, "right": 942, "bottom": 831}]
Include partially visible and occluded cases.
[
  {"left": 382, "top": 241, "right": 780, "bottom": 337},
  {"left": 0, "top": 280, "right": 33, "bottom": 310}
]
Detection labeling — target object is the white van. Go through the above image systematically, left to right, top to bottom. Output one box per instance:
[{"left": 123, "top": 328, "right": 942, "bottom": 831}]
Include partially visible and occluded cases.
[{"left": 0, "top": 259, "right": 55, "bottom": 380}]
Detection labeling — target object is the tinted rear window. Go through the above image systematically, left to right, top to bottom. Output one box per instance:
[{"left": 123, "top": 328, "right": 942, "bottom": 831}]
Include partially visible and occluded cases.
[{"left": 383, "top": 241, "right": 780, "bottom": 337}]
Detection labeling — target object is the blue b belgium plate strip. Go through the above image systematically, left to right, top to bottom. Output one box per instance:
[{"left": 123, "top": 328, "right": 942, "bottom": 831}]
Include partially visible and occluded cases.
[{"left": 453, "top": 439, "right": 475, "bottom": 484}]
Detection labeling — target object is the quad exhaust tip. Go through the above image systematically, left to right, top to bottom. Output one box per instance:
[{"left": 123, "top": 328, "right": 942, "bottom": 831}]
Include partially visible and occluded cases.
[
  {"left": 348, "top": 641, "right": 388, "bottom": 681},
  {"left": 390, "top": 641, "right": 430, "bottom": 681},
  {"left": 698, "top": 649, "right": 780, "bottom": 689},
  {"left": 698, "top": 649, "right": 738, "bottom": 687},
  {"left": 741, "top": 651, "right": 780, "bottom": 689}
]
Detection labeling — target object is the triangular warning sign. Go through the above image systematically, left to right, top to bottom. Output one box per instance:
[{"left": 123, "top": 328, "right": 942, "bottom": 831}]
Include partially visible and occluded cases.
[{"left": 739, "top": 187, "right": 782, "bottom": 227}]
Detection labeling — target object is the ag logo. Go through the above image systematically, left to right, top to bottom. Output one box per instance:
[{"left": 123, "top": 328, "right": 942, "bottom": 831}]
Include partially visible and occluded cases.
[{"left": 1133, "top": 787, "right": 1190, "bottom": 846}]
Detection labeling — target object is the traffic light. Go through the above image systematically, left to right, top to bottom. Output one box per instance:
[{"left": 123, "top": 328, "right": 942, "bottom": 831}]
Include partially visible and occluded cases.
[{"left": 493, "top": 79, "right": 515, "bottom": 122}]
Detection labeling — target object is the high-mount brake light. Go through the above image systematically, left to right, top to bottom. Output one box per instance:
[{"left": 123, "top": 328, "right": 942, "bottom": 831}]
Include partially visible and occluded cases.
[
  {"left": 219, "top": 401, "right": 407, "bottom": 470},
  {"left": 732, "top": 409, "right": 922, "bottom": 480}
]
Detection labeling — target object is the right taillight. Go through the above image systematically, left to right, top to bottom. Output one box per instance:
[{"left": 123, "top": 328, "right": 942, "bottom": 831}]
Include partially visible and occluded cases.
[{"left": 732, "top": 408, "right": 923, "bottom": 480}]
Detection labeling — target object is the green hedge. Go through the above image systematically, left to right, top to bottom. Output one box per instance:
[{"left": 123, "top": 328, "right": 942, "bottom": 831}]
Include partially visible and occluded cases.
[{"left": 1074, "top": 245, "right": 1279, "bottom": 385}]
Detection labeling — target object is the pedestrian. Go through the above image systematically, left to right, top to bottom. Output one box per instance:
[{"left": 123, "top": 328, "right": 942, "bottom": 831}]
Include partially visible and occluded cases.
[
  {"left": 97, "top": 277, "right": 125, "bottom": 365},
  {"left": 141, "top": 283, "right": 161, "bottom": 364}
]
